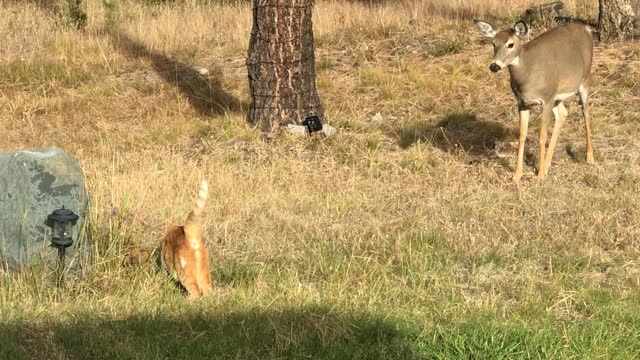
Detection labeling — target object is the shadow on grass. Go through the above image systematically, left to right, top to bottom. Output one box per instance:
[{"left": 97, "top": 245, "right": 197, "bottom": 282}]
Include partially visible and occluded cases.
[
  {"left": 33, "top": 0, "right": 60, "bottom": 14},
  {"left": 346, "top": 0, "right": 477, "bottom": 19},
  {"left": 107, "top": 30, "right": 243, "bottom": 117},
  {"left": 393, "top": 112, "right": 512, "bottom": 157},
  {"left": 3, "top": 305, "right": 638, "bottom": 359},
  {"left": 0, "top": 306, "right": 419, "bottom": 360}
]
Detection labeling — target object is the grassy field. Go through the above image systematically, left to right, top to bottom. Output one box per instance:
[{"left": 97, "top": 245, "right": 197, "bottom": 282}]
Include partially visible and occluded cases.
[{"left": 1, "top": 0, "right": 639, "bottom": 358}]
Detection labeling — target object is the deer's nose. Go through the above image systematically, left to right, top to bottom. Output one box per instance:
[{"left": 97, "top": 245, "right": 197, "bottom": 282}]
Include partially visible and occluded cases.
[{"left": 489, "top": 63, "right": 501, "bottom": 72}]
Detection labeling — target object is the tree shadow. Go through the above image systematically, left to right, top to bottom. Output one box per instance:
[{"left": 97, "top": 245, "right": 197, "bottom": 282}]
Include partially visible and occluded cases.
[
  {"left": 30, "top": 0, "right": 87, "bottom": 29},
  {"left": 32, "top": 0, "right": 60, "bottom": 13},
  {"left": 346, "top": 0, "right": 477, "bottom": 20},
  {"left": 28, "top": 3, "right": 242, "bottom": 116},
  {"left": 107, "top": 30, "right": 243, "bottom": 117},
  {"left": 393, "top": 113, "right": 512, "bottom": 157},
  {"left": 0, "top": 306, "right": 420, "bottom": 359}
]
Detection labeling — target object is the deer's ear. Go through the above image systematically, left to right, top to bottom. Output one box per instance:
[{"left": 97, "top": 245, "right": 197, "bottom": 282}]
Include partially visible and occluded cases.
[
  {"left": 474, "top": 20, "right": 496, "bottom": 38},
  {"left": 514, "top": 21, "right": 528, "bottom": 38}
]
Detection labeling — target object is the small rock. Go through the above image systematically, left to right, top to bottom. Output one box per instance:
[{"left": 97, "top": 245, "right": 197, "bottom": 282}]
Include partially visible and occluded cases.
[
  {"left": 193, "top": 66, "right": 209, "bottom": 76},
  {"left": 369, "top": 112, "right": 384, "bottom": 125},
  {"left": 287, "top": 123, "right": 336, "bottom": 138},
  {"left": 321, "top": 123, "right": 337, "bottom": 137},
  {"left": 287, "top": 124, "right": 309, "bottom": 137}
]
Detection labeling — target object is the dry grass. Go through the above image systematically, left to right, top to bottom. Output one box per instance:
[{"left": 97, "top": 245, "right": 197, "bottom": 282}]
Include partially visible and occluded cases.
[{"left": 0, "top": 0, "right": 639, "bottom": 358}]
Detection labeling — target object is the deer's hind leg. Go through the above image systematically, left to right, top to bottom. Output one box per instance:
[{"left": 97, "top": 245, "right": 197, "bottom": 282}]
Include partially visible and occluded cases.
[{"left": 579, "top": 85, "right": 595, "bottom": 164}]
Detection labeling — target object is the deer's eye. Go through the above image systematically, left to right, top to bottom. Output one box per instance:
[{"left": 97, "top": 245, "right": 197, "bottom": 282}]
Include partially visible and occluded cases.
[{"left": 507, "top": 43, "right": 515, "bottom": 49}]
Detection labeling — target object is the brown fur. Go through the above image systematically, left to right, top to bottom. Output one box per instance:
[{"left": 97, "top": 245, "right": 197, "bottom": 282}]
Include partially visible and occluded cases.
[
  {"left": 474, "top": 20, "right": 594, "bottom": 182},
  {"left": 161, "top": 180, "right": 212, "bottom": 299}
]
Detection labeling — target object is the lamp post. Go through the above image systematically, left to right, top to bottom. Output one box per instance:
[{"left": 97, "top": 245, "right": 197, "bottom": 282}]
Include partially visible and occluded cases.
[{"left": 46, "top": 207, "right": 79, "bottom": 285}]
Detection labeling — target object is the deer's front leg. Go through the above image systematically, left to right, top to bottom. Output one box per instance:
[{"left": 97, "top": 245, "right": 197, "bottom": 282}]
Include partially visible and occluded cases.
[
  {"left": 544, "top": 102, "right": 567, "bottom": 175},
  {"left": 514, "top": 108, "right": 530, "bottom": 183}
]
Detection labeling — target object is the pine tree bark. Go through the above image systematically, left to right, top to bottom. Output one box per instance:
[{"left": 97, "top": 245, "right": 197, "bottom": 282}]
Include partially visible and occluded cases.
[
  {"left": 247, "top": 0, "right": 324, "bottom": 133},
  {"left": 598, "top": 0, "right": 640, "bottom": 41}
]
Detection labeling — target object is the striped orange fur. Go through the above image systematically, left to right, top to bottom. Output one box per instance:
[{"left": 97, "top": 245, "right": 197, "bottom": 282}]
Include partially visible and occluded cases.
[{"left": 161, "top": 180, "right": 212, "bottom": 299}]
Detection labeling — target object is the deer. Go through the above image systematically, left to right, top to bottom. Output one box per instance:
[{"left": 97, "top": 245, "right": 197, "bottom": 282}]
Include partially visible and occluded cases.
[{"left": 473, "top": 20, "right": 594, "bottom": 183}]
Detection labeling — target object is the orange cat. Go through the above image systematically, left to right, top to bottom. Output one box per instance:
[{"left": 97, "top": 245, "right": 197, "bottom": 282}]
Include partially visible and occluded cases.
[{"left": 161, "top": 180, "right": 212, "bottom": 299}]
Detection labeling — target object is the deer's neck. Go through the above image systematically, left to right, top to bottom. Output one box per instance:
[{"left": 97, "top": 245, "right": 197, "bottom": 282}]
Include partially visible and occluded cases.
[{"left": 507, "top": 50, "right": 529, "bottom": 90}]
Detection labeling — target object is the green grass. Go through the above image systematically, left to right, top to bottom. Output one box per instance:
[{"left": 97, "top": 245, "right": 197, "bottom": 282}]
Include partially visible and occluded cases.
[
  {"left": 2, "top": 214, "right": 639, "bottom": 358},
  {"left": 2, "top": 300, "right": 640, "bottom": 359}
]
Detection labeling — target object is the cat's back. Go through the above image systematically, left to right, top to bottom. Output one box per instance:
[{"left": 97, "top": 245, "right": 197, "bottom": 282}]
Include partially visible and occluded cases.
[{"left": 161, "top": 224, "right": 187, "bottom": 267}]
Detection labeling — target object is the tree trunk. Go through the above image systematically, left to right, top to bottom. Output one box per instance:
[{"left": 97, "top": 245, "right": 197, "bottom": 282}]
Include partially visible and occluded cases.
[
  {"left": 247, "top": 0, "right": 324, "bottom": 133},
  {"left": 598, "top": 0, "right": 640, "bottom": 41}
]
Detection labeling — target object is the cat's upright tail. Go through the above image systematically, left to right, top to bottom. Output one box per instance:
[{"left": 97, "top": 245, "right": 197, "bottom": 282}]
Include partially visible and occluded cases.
[{"left": 184, "top": 180, "right": 208, "bottom": 237}]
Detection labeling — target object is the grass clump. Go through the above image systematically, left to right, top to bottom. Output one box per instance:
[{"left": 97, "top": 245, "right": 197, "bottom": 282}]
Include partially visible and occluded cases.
[
  {"left": 427, "top": 37, "right": 470, "bottom": 58},
  {"left": 0, "top": 58, "right": 99, "bottom": 91}
]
